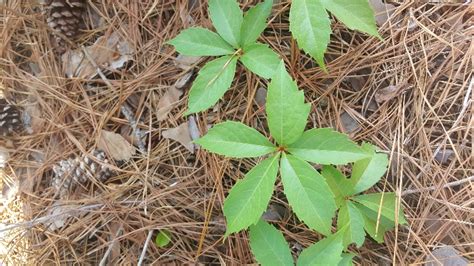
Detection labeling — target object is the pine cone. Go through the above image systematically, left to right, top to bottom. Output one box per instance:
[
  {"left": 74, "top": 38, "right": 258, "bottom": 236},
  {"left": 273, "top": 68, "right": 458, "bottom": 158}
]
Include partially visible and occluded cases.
[
  {"left": 46, "top": 0, "right": 86, "bottom": 50},
  {"left": 0, "top": 99, "right": 22, "bottom": 136},
  {"left": 52, "top": 150, "right": 114, "bottom": 198}
]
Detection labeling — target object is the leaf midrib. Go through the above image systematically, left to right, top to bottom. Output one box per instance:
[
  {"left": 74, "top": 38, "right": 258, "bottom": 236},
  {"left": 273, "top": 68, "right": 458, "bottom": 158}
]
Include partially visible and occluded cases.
[
  {"left": 226, "top": 155, "right": 278, "bottom": 230},
  {"left": 284, "top": 157, "right": 329, "bottom": 233},
  {"left": 255, "top": 225, "right": 292, "bottom": 265}
]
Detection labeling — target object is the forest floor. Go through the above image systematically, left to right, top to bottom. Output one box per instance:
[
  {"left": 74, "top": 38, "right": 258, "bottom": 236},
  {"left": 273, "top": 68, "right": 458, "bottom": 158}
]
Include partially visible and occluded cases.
[{"left": 0, "top": 0, "right": 472, "bottom": 265}]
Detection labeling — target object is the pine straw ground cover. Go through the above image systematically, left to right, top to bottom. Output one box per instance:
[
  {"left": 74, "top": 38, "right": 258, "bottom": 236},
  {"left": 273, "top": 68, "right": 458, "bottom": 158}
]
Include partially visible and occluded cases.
[{"left": 0, "top": 0, "right": 472, "bottom": 264}]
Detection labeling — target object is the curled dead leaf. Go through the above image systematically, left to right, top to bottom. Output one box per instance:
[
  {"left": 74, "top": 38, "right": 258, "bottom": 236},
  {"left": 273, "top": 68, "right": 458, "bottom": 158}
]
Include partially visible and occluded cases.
[
  {"left": 62, "top": 29, "right": 134, "bottom": 78},
  {"left": 175, "top": 71, "right": 194, "bottom": 89},
  {"left": 155, "top": 86, "right": 183, "bottom": 121},
  {"left": 188, "top": 115, "right": 201, "bottom": 142},
  {"left": 162, "top": 122, "right": 194, "bottom": 153},
  {"left": 98, "top": 130, "right": 136, "bottom": 161}
]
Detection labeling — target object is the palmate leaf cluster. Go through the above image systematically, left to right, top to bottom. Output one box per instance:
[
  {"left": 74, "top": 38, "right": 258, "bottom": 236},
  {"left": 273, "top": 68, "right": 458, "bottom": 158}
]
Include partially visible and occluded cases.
[
  {"left": 168, "top": 0, "right": 404, "bottom": 264},
  {"left": 169, "top": 0, "right": 279, "bottom": 114},
  {"left": 169, "top": 0, "right": 380, "bottom": 115},
  {"left": 289, "top": 0, "right": 380, "bottom": 71},
  {"left": 196, "top": 62, "right": 407, "bottom": 265}
]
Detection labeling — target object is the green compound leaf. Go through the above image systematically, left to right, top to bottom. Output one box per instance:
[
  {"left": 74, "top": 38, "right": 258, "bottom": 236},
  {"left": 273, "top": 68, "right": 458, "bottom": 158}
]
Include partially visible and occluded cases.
[
  {"left": 208, "top": 0, "right": 243, "bottom": 48},
  {"left": 240, "top": 0, "right": 273, "bottom": 47},
  {"left": 289, "top": 0, "right": 331, "bottom": 71},
  {"left": 321, "top": 0, "right": 380, "bottom": 38},
  {"left": 168, "top": 27, "right": 235, "bottom": 56},
  {"left": 240, "top": 43, "right": 280, "bottom": 79},
  {"left": 186, "top": 56, "right": 237, "bottom": 114},
  {"left": 267, "top": 61, "right": 310, "bottom": 146},
  {"left": 195, "top": 121, "right": 276, "bottom": 158},
  {"left": 288, "top": 128, "right": 371, "bottom": 165},
  {"left": 351, "top": 143, "right": 389, "bottom": 194},
  {"left": 224, "top": 153, "right": 280, "bottom": 236},
  {"left": 280, "top": 154, "right": 336, "bottom": 235},
  {"left": 321, "top": 165, "right": 353, "bottom": 207},
  {"left": 352, "top": 192, "right": 407, "bottom": 224},
  {"left": 337, "top": 201, "right": 365, "bottom": 248},
  {"left": 353, "top": 202, "right": 394, "bottom": 243},
  {"left": 249, "top": 219, "right": 294, "bottom": 266},
  {"left": 297, "top": 229, "right": 345, "bottom": 266},
  {"left": 155, "top": 230, "right": 172, "bottom": 248},
  {"left": 338, "top": 253, "right": 356, "bottom": 266}
]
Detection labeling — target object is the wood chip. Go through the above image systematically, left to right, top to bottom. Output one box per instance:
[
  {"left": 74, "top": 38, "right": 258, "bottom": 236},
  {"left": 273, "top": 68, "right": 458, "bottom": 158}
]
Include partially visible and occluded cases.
[
  {"left": 162, "top": 122, "right": 194, "bottom": 153},
  {"left": 98, "top": 130, "right": 136, "bottom": 161}
]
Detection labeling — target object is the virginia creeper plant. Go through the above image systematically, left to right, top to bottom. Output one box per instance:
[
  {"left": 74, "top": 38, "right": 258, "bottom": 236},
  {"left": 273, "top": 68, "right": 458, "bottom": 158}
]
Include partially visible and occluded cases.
[
  {"left": 168, "top": 0, "right": 279, "bottom": 114},
  {"left": 168, "top": 0, "right": 405, "bottom": 264},
  {"left": 168, "top": 0, "right": 380, "bottom": 114},
  {"left": 289, "top": 0, "right": 381, "bottom": 71},
  {"left": 195, "top": 62, "right": 407, "bottom": 265}
]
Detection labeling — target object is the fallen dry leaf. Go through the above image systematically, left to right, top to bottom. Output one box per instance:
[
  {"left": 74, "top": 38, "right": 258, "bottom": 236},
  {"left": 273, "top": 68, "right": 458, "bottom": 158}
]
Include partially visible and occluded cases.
[
  {"left": 369, "top": 0, "right": 396, "bottom": 26},
  {"left": 62, "top": 29, "right": 134, "bottom": 79},
  {"left": 175, "top": 54, "right": 202, "bottom": 71},
  {"left": 175, "top": 71, "right": 194, "bottom": 89},
  {"left": 346, "top": 76, "right": 366, "bottom": 91},
  {"left": 375, "top": 85, "right": 402, "bottom": 104},
  {"left": 156, "top": 86, "right": 183, "bottom": 121},
  {"left": 255, "top": 87, "right": 267, "bottom": 107},
  {"left": 23, "top": 101, "right": 44, "bottom": 134},
  {"left": 340, "top": 111, "right": 360, "bottom": 134},
  {"left": 188, "top": 115, "right": 201, "bottom": 142},
  {"left": 162, "top": 122, "right": 194, "bottom": 153},
  {"left": 98, "top": 130, "right": 135, "bottom": 161},
  {"left": 0, "top": 146, "right": 9, "bottom": 168},
  {"left": 434, "top": 149, "right": 454, "bottom": 164},
  {"left": 43, "top": 202, "right": 80, "bottom": 231},
  {"left": 262, "top": 204, "right": 288, "bottom": 222},
  {"left": 109, "top": 222, "right": 122, "bottom": 261},
  {"left": 425, "top": 246, "right": 469, "bottom": 266}
]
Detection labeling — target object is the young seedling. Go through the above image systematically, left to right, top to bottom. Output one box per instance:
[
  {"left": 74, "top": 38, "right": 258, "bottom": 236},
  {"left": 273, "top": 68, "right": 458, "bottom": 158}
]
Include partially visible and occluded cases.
[
  {"left": 168, "top": 0, "right": 279, "bottom": 114},
  {"left": 290, "top": 0, "right": 381, "bottom": 71},
  {"left": 195, "top": 61, "right": 406, "bottom": 264}
]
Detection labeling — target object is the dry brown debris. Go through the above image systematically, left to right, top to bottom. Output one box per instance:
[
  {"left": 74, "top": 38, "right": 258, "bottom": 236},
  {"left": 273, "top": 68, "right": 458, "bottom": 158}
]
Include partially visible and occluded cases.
[{"left": 0, "top": 0, "right": 472, "bottom": 264}]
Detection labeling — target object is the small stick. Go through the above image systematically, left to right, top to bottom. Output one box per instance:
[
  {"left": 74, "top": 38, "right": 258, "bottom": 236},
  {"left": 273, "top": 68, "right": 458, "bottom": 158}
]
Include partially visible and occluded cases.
[
  {"left": 81, "top": 46, "right": 147, "bottom": 154},
  {"left": 401, "top": 175, "right": 474, "bottom": 196},
  {"left": 99, "top": 226, "right": 123, "bottom": 266},
  {"left": 137, "top": 229, "right": 154, "bottom": 266}
]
